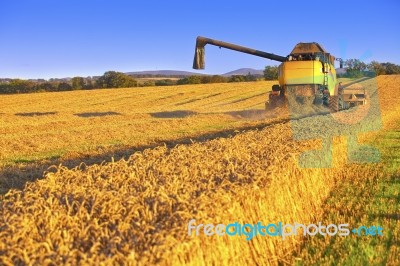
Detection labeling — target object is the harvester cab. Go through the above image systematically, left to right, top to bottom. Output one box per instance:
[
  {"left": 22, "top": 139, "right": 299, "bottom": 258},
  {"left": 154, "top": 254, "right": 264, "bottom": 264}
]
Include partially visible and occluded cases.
[{"left": 193, "top": 36, "right": 348, "bottom": 112}]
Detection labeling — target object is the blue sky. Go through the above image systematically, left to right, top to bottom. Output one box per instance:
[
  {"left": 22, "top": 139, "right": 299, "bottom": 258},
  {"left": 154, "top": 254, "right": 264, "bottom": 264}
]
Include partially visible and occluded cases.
[{"left": 0, "top": 0, "right": 399, "bottom": 79}]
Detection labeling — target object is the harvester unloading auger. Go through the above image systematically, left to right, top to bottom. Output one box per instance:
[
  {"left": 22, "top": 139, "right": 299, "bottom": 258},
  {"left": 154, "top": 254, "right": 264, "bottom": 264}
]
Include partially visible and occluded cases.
[{"left": 193, "top": 36, "right": 351, "bottom": 112}]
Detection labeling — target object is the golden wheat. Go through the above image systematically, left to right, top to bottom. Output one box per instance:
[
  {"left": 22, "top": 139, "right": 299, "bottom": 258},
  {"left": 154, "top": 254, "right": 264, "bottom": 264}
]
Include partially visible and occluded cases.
[{"left": 0, "top": 75, "right": 399, "bottom": 265}]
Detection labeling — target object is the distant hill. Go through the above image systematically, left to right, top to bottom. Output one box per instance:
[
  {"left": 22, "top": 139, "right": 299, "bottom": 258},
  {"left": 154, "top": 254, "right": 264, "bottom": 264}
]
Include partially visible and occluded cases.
[
  {"left": 126, "top": 68, "right": 264, "bottom": 77},
  {"left": 222, "top": 68, "right": 264, "bottom": 76},
  {"left": 126, "top": 70, "right": 207, "bottom": 77}
]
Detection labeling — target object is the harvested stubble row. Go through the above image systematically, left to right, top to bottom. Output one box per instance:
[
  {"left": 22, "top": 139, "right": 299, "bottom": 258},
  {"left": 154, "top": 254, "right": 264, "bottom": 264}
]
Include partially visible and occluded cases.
[{"left": 1, "top": 115, "right": 359, "bottom": 265}]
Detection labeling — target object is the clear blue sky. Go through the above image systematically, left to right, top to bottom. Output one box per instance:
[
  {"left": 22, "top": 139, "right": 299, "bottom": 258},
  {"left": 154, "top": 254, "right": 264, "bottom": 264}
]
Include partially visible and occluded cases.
[{"left": 0, "top": 0, "right": 399, "bottom": 79}]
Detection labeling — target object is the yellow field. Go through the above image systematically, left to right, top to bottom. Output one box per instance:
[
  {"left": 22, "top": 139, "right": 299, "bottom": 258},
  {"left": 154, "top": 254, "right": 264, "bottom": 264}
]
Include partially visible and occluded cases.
[
  {"left": 0, "top": 76, "right": 399, "bottom": 265},
  {"left": 0, "top": 81, "right": 276, "bottom": 193},
  {"left": 0, "top": 81, "right": 272, "bottom": 163}
]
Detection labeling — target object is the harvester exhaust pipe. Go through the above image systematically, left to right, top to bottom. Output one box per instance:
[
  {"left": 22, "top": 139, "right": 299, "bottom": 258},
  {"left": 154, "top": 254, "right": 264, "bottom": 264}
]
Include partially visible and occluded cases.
[
  {"left": 193, "top": 36, "right": 286, "bottom": 70},
  {"left": 336, "top": 58, "right": 344, "bottom": 69}
]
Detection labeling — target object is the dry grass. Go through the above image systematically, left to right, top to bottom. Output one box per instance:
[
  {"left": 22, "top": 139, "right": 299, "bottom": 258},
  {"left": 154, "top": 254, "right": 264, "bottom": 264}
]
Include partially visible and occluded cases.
[{"left": 0, "top": 76, "right": 399, "bottom": 265}]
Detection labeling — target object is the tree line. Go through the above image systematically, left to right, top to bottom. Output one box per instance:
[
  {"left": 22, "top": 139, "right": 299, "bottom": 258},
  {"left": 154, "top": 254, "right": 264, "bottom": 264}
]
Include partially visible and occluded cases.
[
  {"left": 1, "top": 60, "right": 399, "bottom": 94},
  {"left": 263, "top": 60, "right": 400, "bottom": 80},
  {"left": 342, "top": 60, "right": 400, "bottom": 78},
  {"left": 0, "top": 71, "right": 261, "bottom": 94},
  {"left": 0, "top": 71, "right": 138, "bottom": 94}
]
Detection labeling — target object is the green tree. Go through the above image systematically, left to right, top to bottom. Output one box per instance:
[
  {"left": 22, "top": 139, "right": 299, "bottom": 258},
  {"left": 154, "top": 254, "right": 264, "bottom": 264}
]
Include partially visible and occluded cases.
[
  {"left": 344, "top": 59, "right": 367, "bottom": 78},
  {"left": 345, "top": 59, "right": 367, "bottom": 71},
  {"left": 367, "top": 61, "right": 385, "bottom": 76},
  {"left": 382, "top": 62, "right": 400, "bottom": 75},
  {"left": 264, "top": 66, "right": 279, "bottom": 80},
  {"left": 96, "top": 71, "right": 137, "bottom": 88},
  {"left": 246, "top": 72, "right": 257, "bottom": 81},
  {"left": 177, "top": 75, "right": 202, "bottom": 85},
  {"left": 187, "top": 75, "right": 201, "bottom": 84},
  {"left": 200, "top": 75, "right": 228, "bottom": 84},
  {"left": 209, "top": 75, "right": 227, "bottom": 83},
  {"left": 229, "top": 75, "right": 246, "bottom": 82},
  {"left": 200, "top": 76, "right": 212, "bottom": 84},
  {"left": 71, "top": 77, "right": 85, "bottom": 90},
  {"left": 84, "top": 77, "right": 94, "bottom": 89},
  {"left": 177, "top": 77, "right": 189, "bottom": 85},
  {"left": 9, "top": 79, "right": 36, "bottom": 93},
  {"left": 155, "top": 79, "right": 176, "bottom": 86},
  {"left": 142, "top": 80, "right": 156, "bottom": 87},
  {"left": 36, "top": 82, "right": 55, "bottom": 92},
  {"left": 57, "top": 82, "right": 72, "bottom": 91}
]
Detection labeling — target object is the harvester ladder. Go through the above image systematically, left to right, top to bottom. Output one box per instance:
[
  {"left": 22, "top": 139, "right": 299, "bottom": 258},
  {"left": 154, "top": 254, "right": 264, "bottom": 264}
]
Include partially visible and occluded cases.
[{"left": 323, "top": 63, "right": 329, "bottom": 87}]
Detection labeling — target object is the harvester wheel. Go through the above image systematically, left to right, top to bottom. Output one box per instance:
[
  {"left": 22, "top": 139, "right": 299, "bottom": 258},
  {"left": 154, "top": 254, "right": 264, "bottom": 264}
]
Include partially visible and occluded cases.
[
  {"left": 266, "top": 88, "right": 285, "bottom": 110},
  {"left": 313, "top": 93, "right": 323, "bottom": 105},
  {"left": 329, "top": 95, "right": 339, "bottom": 112},
  {"left": 300, "top": 96, "right": 315, "bottom": 106},
  {"left": 265, "top": 97, "right": 281, "bottom": 110}
]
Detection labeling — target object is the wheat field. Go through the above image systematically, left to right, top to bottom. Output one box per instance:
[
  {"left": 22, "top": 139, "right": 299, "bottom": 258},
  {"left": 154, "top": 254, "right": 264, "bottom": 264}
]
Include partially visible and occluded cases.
[
  {"left": 0, "top": 76, "right": 399, "bottom": 265},
  {"left": 0, "top": 81, "right": 278, "bottom": 194},
  {"left": 0, "top": 81, "right": 273, "bottom": 164}
]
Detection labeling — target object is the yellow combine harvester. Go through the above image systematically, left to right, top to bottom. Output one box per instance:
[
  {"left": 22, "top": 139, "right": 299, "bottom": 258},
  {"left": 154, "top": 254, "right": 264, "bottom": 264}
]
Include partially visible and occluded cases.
[{"left": 193, "top": 36, "right": 360, "bottom": 112}]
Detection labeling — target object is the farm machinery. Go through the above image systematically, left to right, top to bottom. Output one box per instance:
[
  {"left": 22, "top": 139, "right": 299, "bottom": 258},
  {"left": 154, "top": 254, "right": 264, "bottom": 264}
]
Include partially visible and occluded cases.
[{"left": 192, "top": 36, "right": 366, "bottom": 112}]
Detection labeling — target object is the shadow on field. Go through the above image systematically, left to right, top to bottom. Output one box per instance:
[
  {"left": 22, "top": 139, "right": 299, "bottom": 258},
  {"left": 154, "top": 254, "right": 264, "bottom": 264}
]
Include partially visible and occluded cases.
[
  {"left": 223, "top": 92, "right": 266, "bottom": 105},
  {"left": 175, "top": 98, "right": 201, "bottom": 106},
  {"left": 224, "top": 109, "right": 267, "bottom": 120},
  {"left": 150, "top": 110, "right": 197, "bottom": 118},
  {"left": 74, "top": 111, "right": 121, "bottom": 117},
  {"left": 15, "top": 112, "right": 57, "bottom": 117},
  {"left": 0, "top": 116, "right": 289, "bottom": 195},
  {"left": 370, "top": 213, "right": 400, "bottom": 220}
]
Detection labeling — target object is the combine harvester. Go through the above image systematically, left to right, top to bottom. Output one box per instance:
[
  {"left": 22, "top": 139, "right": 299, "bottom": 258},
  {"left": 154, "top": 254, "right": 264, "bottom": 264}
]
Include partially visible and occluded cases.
[{"left": 192, "top": 36, "right": 367, "bottom": 112}]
